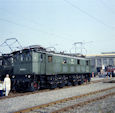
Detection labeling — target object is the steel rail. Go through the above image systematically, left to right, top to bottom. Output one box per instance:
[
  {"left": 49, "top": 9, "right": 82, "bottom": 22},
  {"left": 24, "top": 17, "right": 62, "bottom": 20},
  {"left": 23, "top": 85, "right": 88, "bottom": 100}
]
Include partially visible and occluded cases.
[{"left": 14, "top": 86, "right": 115, "bottom": 113}]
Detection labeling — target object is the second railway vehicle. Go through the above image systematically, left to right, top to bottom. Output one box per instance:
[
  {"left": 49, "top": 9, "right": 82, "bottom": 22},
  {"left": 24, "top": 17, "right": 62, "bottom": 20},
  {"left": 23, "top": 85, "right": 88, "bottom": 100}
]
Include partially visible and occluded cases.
[
  {"left": 11, "top": 46, "right": 91, "bottom": 91},
  {"left": 0, "top": 54, "right": 13, "bottom": 81}
]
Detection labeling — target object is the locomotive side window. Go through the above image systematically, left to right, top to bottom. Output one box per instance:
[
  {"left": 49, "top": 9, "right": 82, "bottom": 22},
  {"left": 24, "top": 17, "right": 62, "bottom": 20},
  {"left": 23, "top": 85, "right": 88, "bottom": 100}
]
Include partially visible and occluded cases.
[
  {"left": 21, "top": 53, "right": 29, "bottom": 62},
  {"left": 23, "top": 53, "right": 26, "bottom": 61},
  {"left": 26, "top": 53, "right": 31, "bottom": 61},
  {"left": 26, "top": 53, "right": 29, "bottom": 61},
  {"left": 14, "top": 54, "right": 20, "bottom": 62},
  {"left": 20, "top": 54, "right": 24, "bottom": 61},
  {"left": 40, "top": 54, "right": 43, "bottom": 62},
  {"left": 13, "top": 55, "right": 16, "bottom": 62},
  {"left": 48, "top": 56, "right": 52, "bottom": 62},
  {"left": 11, "top": 58, "right": 13, "bottom": 64},
  {"left": 63, "top": 58, "right": 67, "bottom": 64},
  {"left": 71, "top": 59, "right": 74, "bottom": 64},
  {"left": 77, "top": 59, "right": 80, "bottom": 65},
  {"left": 0, "top": 60, "right": 2, "bottom": 66},
  {"left": 4, "top": 60, "right": 7, "bottom": 65},
  {"left": 86, "top": 61, "right": 89, "bottom": 65}
]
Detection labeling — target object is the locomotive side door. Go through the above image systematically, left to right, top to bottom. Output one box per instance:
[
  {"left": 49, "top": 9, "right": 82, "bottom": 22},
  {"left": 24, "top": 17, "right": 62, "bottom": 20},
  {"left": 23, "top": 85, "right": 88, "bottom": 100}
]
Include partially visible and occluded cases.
[
  {"left": 32, "top": 52, "right": 46, "bottom": 75},
  {"left": 39, "top": 53, "right": 46, "bottom": 75}
]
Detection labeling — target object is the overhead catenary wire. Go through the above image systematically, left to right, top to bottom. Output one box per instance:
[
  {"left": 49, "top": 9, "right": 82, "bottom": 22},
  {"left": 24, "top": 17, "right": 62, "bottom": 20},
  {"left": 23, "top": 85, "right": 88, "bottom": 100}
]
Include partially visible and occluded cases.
[
  {"left": 64, "top": 0, "right": 115, "bottom": 29},
  {"left": 100, "top": 0, "right": 115, "bottom": 15},
  {"left": 0, "top": 3, "right": 76, "bottom": 42},
  {"left": 0, "top": 7, "right": 74, "bottom": 41},
  {"left": 0, "top": 17, "right": 76, "bottom": 43},
  {"left": 0, "top": 17, "right": 77, "bottom": 53},
  {"left": 0, "top": 18, "right": 49, "bottom": 34}
]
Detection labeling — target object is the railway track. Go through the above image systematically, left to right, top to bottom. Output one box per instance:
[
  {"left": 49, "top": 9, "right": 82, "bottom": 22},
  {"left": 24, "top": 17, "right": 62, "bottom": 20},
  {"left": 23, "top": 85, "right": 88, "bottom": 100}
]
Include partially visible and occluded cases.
[
  {"left": 0, "top": 78, "right": 106, "bottom": 101},
  {"left": 14, "top": 86, "right": 115, "bottom": 113},
  {"left": 52, "top": 92, "right": 115, "bottom": 113}
]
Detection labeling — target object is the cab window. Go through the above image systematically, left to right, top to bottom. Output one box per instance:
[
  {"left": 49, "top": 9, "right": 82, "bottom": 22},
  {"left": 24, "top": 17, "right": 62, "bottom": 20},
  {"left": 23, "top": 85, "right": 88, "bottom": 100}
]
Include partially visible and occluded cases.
[
  {"left": 26, "top": 52, "right": 31, "bottom": 61},
  {"left": 20, "top": 54, "right": 24, "bottom": 61},
  {"left": 40, "top": 54, "right": 43, "bottom": 62},
  {"left": 48, "top": 56, "right": 52, "bottom": 62},
  {"left": 63, "top": 58, "right": 67, "bottom": 64},
  {"left": 77, "top": 59, "right": 80, "bottom": 64},
  {"left": 0, "top": 60, "right": 2, "bottom": 66},
  {"left": 86, "top": 61, "right": 89, "bottom": 65}
]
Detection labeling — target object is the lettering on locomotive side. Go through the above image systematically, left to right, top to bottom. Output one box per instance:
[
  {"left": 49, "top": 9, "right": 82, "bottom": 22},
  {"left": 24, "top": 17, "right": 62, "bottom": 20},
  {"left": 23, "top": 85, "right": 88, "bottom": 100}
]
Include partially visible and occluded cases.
[{"left": 20, "top": 68, "right": 26, "bottom": 71}]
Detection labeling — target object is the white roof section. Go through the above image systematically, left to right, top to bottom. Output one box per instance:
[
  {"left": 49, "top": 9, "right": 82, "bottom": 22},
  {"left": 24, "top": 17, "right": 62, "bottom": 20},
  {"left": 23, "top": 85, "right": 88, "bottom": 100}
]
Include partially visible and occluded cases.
[
  {"left": 47, "top": 52, "right": 89, "bottom": 60},
  {"left": 86, "top": 53, "right": 115, "bottom": 57}
]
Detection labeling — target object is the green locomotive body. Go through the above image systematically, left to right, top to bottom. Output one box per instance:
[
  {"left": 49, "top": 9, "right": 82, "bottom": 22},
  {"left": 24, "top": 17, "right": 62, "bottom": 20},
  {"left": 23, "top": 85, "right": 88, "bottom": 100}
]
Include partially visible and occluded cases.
[
  {"left": 12, "top": 47, "right": 91, "bottom": 91},
  {"left": 46, "top": 53, "right": 90, "bottom": 75}
]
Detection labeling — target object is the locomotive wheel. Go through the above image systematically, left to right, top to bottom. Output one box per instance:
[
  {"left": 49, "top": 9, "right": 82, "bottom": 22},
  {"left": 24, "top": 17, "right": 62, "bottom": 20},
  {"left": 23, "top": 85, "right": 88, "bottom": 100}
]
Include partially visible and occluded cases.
[
  {"left": 78, "top": 80, "right": 83, "bottom": 85},
  {"left": 29, "top": 81, "right": 40, "bottom": 91},
  {"left": 33, "top": 81, "right": 40, "bottom": 90},
  {"left": 73, "top": 81, "right": 78, "bottom": 86},
  {"left": 67, "top": 82, "right": 72, "bottom": 86},
  {"left": 58, "top": 83, "right": 65, "bottom": 88},
  {"left": 50, "top": 84, "right": 56, "bottom": 89}
]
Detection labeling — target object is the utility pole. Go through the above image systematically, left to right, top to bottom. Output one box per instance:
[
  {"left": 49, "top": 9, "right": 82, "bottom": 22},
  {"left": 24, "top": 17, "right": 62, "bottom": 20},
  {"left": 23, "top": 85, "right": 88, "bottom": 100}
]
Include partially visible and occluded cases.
[
  {"left": 72, "top": 41, "right": 93, "bottom": 55},
  {"left": 73, "top": 42, "right": 83, "bottom": 54}
]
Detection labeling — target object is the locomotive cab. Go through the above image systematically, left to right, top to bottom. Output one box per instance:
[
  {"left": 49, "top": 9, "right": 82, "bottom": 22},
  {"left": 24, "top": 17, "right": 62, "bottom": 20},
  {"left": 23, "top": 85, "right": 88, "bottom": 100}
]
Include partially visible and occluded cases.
[{"left": 12, "top": 48, "right": 46, "bottom": 91}]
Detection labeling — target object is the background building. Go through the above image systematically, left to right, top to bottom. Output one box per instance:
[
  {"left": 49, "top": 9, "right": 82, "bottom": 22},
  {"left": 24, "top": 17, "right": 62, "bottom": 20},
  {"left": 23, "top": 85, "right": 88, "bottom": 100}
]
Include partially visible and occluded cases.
[{"left": 86, "top": 52, "right": 115, "bottom": 73}]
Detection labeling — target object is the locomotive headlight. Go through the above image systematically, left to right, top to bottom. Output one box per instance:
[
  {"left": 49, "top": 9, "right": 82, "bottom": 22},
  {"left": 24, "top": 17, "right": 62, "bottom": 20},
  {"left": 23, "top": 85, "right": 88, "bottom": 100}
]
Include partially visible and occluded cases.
[
  {"left": 12, "top": 75, "right": 15, "bottom": 78},
  {"left": 25, "top": 75, "right": 28, "bottom": 77},
  {"left": 28, "top": 75, "right": 31, "bottom": 78}
]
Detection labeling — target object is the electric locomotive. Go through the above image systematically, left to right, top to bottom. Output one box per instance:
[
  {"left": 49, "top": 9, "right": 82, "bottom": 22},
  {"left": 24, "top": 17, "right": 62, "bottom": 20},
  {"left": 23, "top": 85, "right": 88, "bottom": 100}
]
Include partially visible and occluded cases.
[{"left": 12, "top": 46, "right": 91, "bottom": 91}]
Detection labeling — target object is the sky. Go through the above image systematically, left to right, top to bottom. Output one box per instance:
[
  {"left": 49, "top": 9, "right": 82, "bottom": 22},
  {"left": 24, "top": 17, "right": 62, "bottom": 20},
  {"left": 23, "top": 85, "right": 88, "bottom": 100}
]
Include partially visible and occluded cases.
[{"left": 0, "top": 0, "right": 115, "bottom": 55}]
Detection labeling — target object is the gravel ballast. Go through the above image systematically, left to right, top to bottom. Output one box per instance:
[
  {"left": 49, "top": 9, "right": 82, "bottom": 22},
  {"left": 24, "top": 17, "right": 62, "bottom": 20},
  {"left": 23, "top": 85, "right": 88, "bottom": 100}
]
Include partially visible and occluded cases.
[
  {"left": 0, "top": 78, "right": 114, "bottom": 113},
  {"left": 66, "top": 95, "right": 115, "bottom": 113}
]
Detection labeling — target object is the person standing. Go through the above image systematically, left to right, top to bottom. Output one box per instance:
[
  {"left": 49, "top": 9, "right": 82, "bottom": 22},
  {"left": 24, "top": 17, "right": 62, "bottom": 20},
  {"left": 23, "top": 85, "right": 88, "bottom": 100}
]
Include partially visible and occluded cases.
[{"left": 3, "top": 74, "right": 11, "bottom": 96}]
